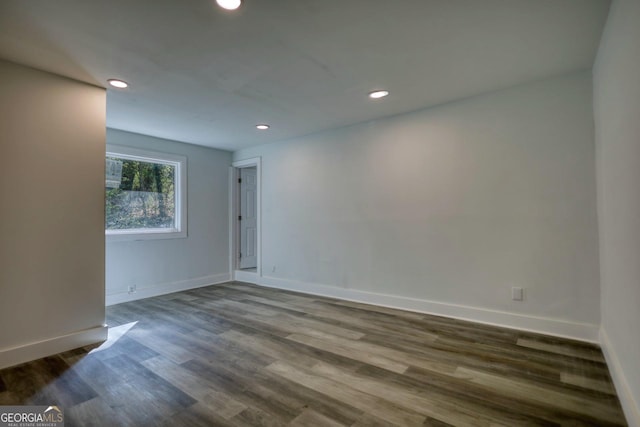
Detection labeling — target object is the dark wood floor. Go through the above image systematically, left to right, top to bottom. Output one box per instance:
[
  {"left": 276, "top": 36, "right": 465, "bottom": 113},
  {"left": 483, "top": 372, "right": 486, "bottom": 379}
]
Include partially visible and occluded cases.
[{"left": 0, "top": 282, "right": 627, "bottom": 426}]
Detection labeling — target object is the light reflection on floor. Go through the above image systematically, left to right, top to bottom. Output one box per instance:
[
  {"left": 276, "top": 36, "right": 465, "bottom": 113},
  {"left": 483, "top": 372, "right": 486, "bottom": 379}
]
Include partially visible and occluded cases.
[{"left": 89, "top": 321, "right": 138, "bottom": 354}]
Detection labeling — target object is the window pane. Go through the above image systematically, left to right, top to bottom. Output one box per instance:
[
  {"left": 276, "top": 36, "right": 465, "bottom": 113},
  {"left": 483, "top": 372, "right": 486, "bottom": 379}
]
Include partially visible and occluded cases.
[{"left": 106, "top": 156, "right": 176, "bottom": 230}]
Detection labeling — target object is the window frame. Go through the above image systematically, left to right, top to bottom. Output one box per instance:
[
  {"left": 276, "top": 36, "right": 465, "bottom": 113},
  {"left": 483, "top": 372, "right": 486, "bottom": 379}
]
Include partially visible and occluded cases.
[{"left": 105, "top": 144, "right": 187, "bottom": 242}]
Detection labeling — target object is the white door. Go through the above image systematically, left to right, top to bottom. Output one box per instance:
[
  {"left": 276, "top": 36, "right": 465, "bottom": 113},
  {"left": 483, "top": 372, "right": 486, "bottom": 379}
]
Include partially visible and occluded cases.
[{"left": 239, "top": 167, "right": 257, "bottom": 269}]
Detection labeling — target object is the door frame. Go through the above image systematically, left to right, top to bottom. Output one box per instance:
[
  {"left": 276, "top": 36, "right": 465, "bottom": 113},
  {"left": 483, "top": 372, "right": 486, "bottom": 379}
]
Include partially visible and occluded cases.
[{"left": 230, "top": 157, "right": 262, "bottom": 278}]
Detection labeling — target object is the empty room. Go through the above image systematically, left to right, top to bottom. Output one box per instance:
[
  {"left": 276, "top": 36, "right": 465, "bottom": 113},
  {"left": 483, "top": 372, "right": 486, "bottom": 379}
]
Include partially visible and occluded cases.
[{"left": 0, "top": 0, "right": 639, "bottom": 426}]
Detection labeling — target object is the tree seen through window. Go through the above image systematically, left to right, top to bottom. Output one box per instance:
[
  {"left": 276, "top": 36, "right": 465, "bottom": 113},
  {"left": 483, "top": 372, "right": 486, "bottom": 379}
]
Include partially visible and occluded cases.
[{"left": 106, "top": 156, "right": 176, "bottom": 230}]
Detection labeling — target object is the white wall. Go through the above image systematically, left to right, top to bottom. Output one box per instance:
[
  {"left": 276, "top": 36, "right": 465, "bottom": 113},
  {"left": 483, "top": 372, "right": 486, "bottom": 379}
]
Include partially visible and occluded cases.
[
  {"left": 593, "top": 0, "right": 640, "bottom": 424},
  {"left": 0, "top": 60, "right": 107, "bottom": 369},
  {"left": 234, "top": 72, "right": 601, "bottom": 340},
  {"left": 105, "top": 129, "right": 231, "bottom": 304}
]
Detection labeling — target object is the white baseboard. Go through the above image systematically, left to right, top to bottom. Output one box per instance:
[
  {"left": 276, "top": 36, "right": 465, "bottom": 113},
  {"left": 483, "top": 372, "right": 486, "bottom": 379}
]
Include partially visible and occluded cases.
[
  {"left": 234, "top": 269, "right": 260, "bottom": 283},
  {"left": 106, "top": 273, "right": 231, "bottom": 306},
  {"left": 236, "top": 274, "right": 600, "bottom": 343},
  {"left": 0, "top": 325, "right": 108, "bottom": 370},
  {"left": 600, "top": 328, "right": 639, "bottom": 427}
]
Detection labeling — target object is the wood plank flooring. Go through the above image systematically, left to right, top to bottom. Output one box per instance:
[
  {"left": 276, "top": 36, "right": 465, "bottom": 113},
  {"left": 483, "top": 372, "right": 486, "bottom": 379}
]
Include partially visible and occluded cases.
[{"left": 0, "top": 282, "right": 627, "bottom": 426}]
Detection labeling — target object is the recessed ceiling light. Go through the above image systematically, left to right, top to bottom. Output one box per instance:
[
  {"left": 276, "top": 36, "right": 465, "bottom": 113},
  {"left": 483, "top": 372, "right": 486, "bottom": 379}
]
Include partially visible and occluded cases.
[
  {"left": 216, "top": 0, "right": 241, "bottom": 10},
  {"left": 108, "top": 79, "right": 129, "bottom": 89},
  {"left": 368, "top": 90, "right": 389, "bottom": 99},
  {"left": 256, "top": 124, "right": 270, "bottom": 130}
]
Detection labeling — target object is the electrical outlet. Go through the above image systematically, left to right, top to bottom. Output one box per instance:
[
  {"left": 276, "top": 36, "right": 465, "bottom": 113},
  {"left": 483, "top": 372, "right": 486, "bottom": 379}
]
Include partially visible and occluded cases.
[
  {"left": 128, "top": 284, "right": 137, "bottom": 294},
  {"left": 512, "top": 287, "right": 524, "bottom": 301}
]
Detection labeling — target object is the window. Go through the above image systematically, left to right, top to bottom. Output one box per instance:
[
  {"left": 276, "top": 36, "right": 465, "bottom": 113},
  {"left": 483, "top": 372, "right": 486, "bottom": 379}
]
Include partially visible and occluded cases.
[{"left": 106, "top": 145, "right": 187, "bottom": 241}]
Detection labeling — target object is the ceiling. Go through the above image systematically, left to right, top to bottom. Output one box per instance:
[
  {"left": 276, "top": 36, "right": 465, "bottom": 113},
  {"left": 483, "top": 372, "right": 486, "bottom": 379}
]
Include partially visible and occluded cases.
[{"left": 0, "top": 0, "right": 610, "bottom": 151}]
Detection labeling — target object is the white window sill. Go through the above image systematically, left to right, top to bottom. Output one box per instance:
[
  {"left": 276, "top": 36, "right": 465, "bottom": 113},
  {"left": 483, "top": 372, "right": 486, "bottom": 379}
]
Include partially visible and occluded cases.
[{"left": 106, "top": 228, "right": 187, "bottom": 242}]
